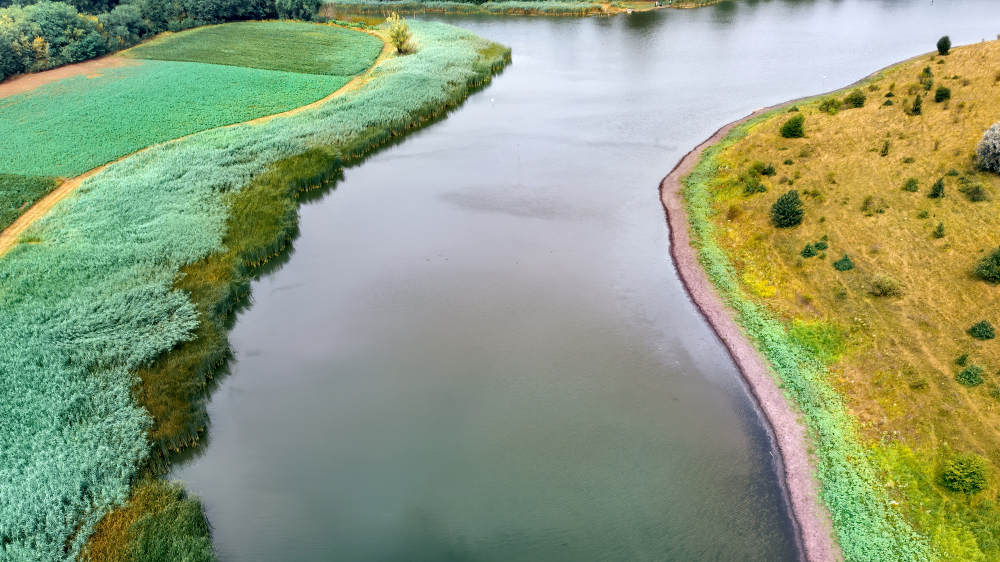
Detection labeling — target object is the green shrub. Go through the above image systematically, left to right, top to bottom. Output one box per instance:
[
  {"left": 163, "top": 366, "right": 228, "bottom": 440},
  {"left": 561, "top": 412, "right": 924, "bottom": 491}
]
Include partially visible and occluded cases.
[
  {"left": 385, "top": 12, "right": 413, "bottom": 54},
  {"left": 937, "top": 35, "right": 952, "bottom": 56},
  {"left": 935, "top": 86, "right": 952, "bottom": 102},
  {"left": 844, "top": 89, "right": 867, "bottom": 109},
  {"left": 886, "top": 91, "right": 896, "bottom": 98},
  {"left": 910, "top": 95, "right": 923, "bottom": 115},
  {"left": 819, "top": 97, "right": 843, "bottom": 114},
  {"left": 882, "top": 99, "right": 894, "bottom": 106},
  {"left": 780, "top": 114, "right": 806, "bottom": 138},
  {"left": 978, "top": 122, "right": 1000, "bottom": 173},
  {"left": 880, "top": 140, "right": 890, "bottom": 157},
  {"left": 783, "top": 158, "right": 794, "bottom": 165},
  {"left": 749, "top": 160, "right": 776, "bottom": 176},
  {"left": 946, "top": 169, "right": 960, "bottom": 176},
  {"left": 743, "top": 174, "right": 767, "bottom": 195},
  {"left": 903, "top": 178, "right": 919, "bottom": 192},
  {"left": 929, "top": 178, "right": 945, "bottom": 198},
  {"left": 967, "top": 184, "right": 988, "bottom": 202},
  {"left": 771, "top": 190, "right": 804, "bottom": 227},
  {"left": 917, "top": 210, "right": 930, "bottom": 218},
  {"left": 932, "top": 222, "right": 945, "bottom": 238},
  {"left": 814, "top": 240, "right": 828, "bottom": 251},
  {"left": 801, "top": 243, "right": 817, "bottom": 258},
  {"left": 976, "top": 248, "right": 1000, "bottom": 283},
  {"left": 833, "top": 254, "right": 855, "bottom": 271},
  {"left": 868, "top": 276, "right": 903, "bottom": 297},
  {"left": 969, "top": 320, "right": 996, "bottom": 340},
  {"left": 956, "top": 353, "right": 969, "bottom": 366},
  {"left": 957, "top": 365, "right": 986, "bottom": 387},
  {"left": 941, "top": 453, "right": 988, "bottom": 494}
]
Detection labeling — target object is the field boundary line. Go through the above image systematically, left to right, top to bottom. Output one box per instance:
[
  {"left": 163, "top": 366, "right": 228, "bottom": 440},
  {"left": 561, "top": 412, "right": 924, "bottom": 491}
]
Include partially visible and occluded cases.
[{"left": 0, "top": 31, "right": 391, "bottom": 258}]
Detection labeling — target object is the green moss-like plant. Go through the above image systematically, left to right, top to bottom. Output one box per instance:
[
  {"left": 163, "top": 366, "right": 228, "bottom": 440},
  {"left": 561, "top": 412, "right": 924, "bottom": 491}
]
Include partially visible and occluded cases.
[
  {"left": 780, "top": 113, "right": 805, "bottom": 138},
  {"left": 771, "top": 190, "right": 804, "bottom": 227},
  {"left": 969, "top": 320, "right": 996, "bottom": 340},
  {"left": 941, "top": 453, "right": 988, "bottom": 494}
]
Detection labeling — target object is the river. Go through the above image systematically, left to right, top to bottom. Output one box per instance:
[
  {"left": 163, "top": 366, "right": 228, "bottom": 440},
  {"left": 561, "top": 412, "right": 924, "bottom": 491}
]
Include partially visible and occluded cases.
[{"left": 174, "top": 1, "right": 1000, "bottom": 559}]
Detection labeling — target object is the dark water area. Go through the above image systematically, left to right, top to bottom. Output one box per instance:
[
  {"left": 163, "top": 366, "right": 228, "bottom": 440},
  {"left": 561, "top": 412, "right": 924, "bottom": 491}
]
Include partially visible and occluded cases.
[{"left": 174, "top": 2, "right": 1000, "bottom": 560}]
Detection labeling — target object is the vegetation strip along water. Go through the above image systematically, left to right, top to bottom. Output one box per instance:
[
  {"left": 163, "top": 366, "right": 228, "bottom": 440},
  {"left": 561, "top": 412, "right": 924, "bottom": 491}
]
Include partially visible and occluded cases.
[{"left": 0, "top": 21, "right": 509, "bottom": 560}]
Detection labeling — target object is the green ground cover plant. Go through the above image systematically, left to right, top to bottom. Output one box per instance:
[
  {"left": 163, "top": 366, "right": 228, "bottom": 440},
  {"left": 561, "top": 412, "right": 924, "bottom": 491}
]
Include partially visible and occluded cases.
[
  {"left": 0, "top": 21, "right": 509, "bottom": 560},
  {"left": 125, "top": 21, "right": 382, "bottom": 76},
  {"left": 0, "top": 58, "right": 353, "bottom": 177},
  {"left": 0, "top": 174, "right": 58, "bottom": 230}
]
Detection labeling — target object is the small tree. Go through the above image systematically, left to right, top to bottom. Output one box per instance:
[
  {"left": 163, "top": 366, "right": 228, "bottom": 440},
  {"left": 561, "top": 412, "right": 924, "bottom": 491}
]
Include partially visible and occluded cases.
[
  {"left": 385, "top": 12, "right": 413, "bottom": 55},
  {"left": 937, "top": 35, "right": 952, "bottom": 56},
  {"left": 935, "top": 86, "right": 951, "bottom": 103},
  {"left": 843, "top": 89, "right": 866, "bottom": 109},
  {"left": 911, "top": 95, "right": 923, "bottom": 115},
  {"left": 780, "top": 114, "right": 805, "bottom": 138},
  {"left": 977, "top": 121, "right": 1000, "bottom": 173},
  {"left": 929, "top": 178, "right": 945, "bottom": 198},
  {"left": 771, "top": 190, "right": 804, "bottom": 228},
  {"left": 976, "top": 248, "right": 1000, "bottom": 284},
  {"left": 833, "top": 254, "right": 854, "bottom": 271},
  {"left": 969, "top": 320, "right": 996, "bottom": 340}
]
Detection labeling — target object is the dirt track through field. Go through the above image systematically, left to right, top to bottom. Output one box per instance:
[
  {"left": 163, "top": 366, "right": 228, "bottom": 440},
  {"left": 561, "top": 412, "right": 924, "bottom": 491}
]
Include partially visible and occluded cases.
[{"left": 0, "top": 35, "right": 391, "bottom": 258}]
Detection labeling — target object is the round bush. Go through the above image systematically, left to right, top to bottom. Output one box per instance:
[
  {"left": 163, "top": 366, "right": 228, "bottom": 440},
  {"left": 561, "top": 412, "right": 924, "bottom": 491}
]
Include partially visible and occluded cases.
[
  {"left": 937, "top": 35, "right": 952, "bottom": 56},
  {"left": 935, "top": 86, "right": 952, "bottom": 103},
  {"left": 843, "top": 89, "right": 866, "bottom": 109},
  {"left": 780, "top": 114, "right": 805, "bottom": 138},
  {"left": 977, "top": 121, "right": 1000, "bottom": 173},
  {"left": 771, "top": 190, "right": 804, "bottom": 228},
  {"left": 801, "top": 243, "right": 817, "bottom": 258},
  {"left": 975, "top": 248, "right": 1000, "bottom": 283},
  {"left": 833, "top": 254, "right": 854, "bottom": 271},
  {"left": 969, "top": 320, "right": 996, "bottom": 340},
  {"left": 957, "top": 365, "right": 985, "bottom": 387},
  {"left": 941, "top": 453, "right": 988, "bottom": 494}
]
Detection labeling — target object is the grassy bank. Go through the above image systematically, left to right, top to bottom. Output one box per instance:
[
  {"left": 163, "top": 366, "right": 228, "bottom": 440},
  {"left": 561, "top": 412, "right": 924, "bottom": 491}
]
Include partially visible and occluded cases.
[
  {"left": 0, "top": 21, "right": 509, "bottom": 561},
  {"left": 684, "top": 40, "right": 1000, "bottom": 560}
]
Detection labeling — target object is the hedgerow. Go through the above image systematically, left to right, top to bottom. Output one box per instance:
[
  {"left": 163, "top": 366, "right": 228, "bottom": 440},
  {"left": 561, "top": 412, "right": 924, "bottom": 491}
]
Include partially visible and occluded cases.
[
  {"left": 1, "top": 21, "right": 510, "bottom": 560},
  {"left": 0, "top": 58, "right": 357, "bottom": 178},
  {"left": 682, "top": 110, "right": 934, "bottom": 561}
]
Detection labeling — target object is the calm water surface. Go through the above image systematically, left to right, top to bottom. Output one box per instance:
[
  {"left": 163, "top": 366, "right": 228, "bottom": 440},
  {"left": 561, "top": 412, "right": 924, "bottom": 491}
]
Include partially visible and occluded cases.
[{"left": 175, "top": 2, "right": 1000, "bottom": 559}]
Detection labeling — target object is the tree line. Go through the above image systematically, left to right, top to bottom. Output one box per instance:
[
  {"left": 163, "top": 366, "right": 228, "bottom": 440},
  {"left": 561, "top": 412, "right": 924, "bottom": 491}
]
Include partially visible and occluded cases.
[{"left": 0, "top": 0, "right": 321, "bottom": 81}]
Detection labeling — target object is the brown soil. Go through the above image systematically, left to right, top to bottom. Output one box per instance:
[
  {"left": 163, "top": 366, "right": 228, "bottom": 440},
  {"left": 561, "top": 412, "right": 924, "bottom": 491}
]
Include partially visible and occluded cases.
[
  {"left": 0, "top": 56, "right": 143, "bottom": 99},
  {"left": 660, "top": 116, "right": 843, "bottom": 562}
]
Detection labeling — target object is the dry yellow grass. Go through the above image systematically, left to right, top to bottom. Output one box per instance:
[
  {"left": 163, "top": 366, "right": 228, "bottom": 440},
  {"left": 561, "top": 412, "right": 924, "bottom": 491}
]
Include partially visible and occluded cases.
[{"left": 708, "top": 40, "right": 1000, "bottom": 555}]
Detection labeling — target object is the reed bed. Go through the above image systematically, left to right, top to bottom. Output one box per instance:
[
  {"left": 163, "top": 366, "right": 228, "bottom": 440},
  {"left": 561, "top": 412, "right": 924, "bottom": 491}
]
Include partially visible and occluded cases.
[{"left": 0, "top": 21, "right": 509, "bottom": 560}]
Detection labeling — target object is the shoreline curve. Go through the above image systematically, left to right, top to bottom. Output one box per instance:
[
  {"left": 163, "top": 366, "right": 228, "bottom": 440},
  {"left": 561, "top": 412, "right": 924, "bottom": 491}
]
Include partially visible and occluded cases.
[{"left": 657, "top": 48, "right": 943, "bottom": 561}]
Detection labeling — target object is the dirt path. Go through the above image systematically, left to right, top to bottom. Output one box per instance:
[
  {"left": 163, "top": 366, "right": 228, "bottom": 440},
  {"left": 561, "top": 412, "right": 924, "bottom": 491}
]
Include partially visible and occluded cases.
[
  {"left": 0, "top": 36, "right": 391, "bottom": 258},
  {"left": 0, "top": 56, "right": 143, "bottom": 99}
]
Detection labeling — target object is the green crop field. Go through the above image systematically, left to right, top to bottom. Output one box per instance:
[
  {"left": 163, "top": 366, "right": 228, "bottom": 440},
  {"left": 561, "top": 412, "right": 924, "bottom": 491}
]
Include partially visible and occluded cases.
[
  {"left": 126, "top": 21, "right": 383, "bottom": 76},
  {"left": 0, "top": 59, "right": 356, "bottom": 178},
  {"left": 0, "top": 174, "right": 58, "bottom": 230}
]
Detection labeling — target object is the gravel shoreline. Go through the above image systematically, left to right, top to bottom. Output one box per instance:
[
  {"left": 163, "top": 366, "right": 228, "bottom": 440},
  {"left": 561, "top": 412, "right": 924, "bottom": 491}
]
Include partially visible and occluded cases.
[{"left": 659, "top": 111, "right": 843, "bottom": 562}]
